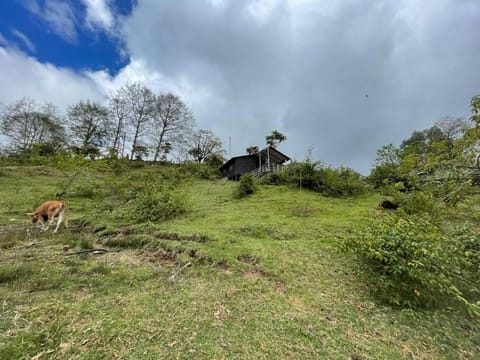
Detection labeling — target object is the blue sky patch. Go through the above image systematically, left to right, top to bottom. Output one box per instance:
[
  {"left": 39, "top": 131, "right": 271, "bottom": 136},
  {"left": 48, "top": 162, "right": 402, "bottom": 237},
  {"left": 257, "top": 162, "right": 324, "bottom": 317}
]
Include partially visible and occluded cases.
[{"left": 0, "top": 0, "right": 136, "bottom": 74}]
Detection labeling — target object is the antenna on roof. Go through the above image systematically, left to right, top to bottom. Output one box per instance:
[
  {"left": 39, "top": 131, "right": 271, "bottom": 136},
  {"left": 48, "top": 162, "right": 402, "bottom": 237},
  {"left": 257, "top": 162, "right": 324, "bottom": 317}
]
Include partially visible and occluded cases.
[{"left": 229, "top": 136, "right": 232, "bottom": 158}]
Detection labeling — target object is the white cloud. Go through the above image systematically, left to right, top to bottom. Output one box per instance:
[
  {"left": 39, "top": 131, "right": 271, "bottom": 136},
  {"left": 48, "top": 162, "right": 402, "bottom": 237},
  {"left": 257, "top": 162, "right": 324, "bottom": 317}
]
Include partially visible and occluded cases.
[
  {"left": 3, "top": 0, "right": 480, "bottom": 173},
  {"left": 21, "top": 0, "right": 78, "bottom": 43},
  {"left": 82, "top": 0, "right": 114, "bottom": 31},
  {"left": 118, "top": 0, "right": 480, "bottom": 173},
  {"left": 11, "top": 29, "right": 36, "bottom": 53},
  {"left": 0, "top": 47, "right": 104, "bottom": 111}
]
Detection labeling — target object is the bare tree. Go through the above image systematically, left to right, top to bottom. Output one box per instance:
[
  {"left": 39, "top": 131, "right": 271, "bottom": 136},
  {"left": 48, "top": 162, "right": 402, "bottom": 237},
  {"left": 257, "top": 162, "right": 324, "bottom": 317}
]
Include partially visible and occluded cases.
[
  {"left": 115, "top": 83, "right": 155, "bottom": 159},
  {"left": 129, "top": 84, "right": 155, "bottom": 159},
  {"left": 108, "top": 87, "right": 131, "bottom": 156},
  {"left": 150, "top": 93, "right": 195, "bottom": 162},
  {"left": 0, "top": 98, "right": 65, "bottom": 154},
  {"left": 67, "top": 100, "right": 110, "bottom": 157},
  {"left": 434, "top": 116, "right": 469, "bottom": 141},
  {"left": 187, "top": 129, "right": 225, "bottom": 163}
]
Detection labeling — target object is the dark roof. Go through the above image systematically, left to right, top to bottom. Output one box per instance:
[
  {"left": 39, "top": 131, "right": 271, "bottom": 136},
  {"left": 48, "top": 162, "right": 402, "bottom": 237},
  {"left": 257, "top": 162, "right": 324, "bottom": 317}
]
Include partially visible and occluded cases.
[{"left": 220, "top": 147, "right": 290, "bottom": 171}]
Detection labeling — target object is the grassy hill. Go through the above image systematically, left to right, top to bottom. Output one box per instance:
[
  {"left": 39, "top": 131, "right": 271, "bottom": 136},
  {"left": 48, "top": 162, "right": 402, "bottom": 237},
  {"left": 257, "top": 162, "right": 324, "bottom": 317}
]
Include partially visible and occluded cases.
[{"left": 0, "top": 164, "right": 478, "bottom": 359}]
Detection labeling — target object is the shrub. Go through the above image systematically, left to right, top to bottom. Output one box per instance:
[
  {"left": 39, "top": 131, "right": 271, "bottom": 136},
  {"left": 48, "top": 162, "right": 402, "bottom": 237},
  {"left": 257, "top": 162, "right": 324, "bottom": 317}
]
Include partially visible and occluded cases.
[
  {"left": 267, "top": 161, "right": 368, "bottom": 197},
  {"left": 184, "top": 162, "right": 221, "bottom": 180},
  {"left": 318, "top": 166, "right": 368, "bottom": 197},
  {"left": 235, "top": 173, "right": 257, "bottom": 198},
  {"left": 71, "top": 182, "right": 102, "bottom": 199},
  {"left": 132, "top": 184, "right": 188, "bottom": 222},
  {"left": 392, "top": 190, "right": 442, "bottom": 219},
  {"left": 341, "top": 214, "right": 480, "bottom": 314},
  {"left": 448, "top": 223, "right": 480, "bottom": 301}
]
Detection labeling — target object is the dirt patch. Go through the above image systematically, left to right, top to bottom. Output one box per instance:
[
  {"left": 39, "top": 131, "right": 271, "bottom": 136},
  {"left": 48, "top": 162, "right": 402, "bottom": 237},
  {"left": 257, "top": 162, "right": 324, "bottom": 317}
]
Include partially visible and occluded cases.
[
  {"left": 142, "top": 249, "right": 178, "bottom": 267},
  {"left": 237, "top": 254, "right": 259, "bottom": 265},
  {"left": 217, "top": 259, "right": 233, "bottom": 275},
  {"left": 242, "top": 269, "right": 265, "bottom": 280}
]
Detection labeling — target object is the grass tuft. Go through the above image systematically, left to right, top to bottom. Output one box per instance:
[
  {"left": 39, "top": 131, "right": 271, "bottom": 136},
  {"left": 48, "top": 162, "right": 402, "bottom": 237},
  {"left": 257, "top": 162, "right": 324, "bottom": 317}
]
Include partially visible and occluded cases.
[{"left": 0, "top": 263, "right": 35, "bottom": 283}]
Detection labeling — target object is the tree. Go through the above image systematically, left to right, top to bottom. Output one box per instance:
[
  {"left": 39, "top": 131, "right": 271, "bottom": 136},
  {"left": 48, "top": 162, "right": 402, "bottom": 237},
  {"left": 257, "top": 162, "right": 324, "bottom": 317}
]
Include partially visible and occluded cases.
[
  {"left": 116, "top": 83, "right": 155, "bottom": 160},
  {"left": 108, "top": 87, "right": 131, "bottom": 156},
  {"left": 150, "top": 93, "right": 195, "bottom": 162},
  {"left": 465, "top": 95, "right": 480, "bottom": 167},
  {"left": 470, "top": 95, "right": 480, "bottom": 126},
  {"left": 369, "top": 97, "right": 480, "bottom": 198},
  {"left": 0, "top": 98, "right": 65, "bottom": 154},
  {"left": 67, "top": 100, "right": 110, "bottom": 157},
  {"left": 434, "top": 116, "right": 469, "bottom": 141},
  {"left": 187, "top": 129, "right": 224, "bottom": 163},
  {"left": 266, "top": 130, "right": 286, "bottom": 148},
  {"left": 160, "top": 142, "right": 172, "bottom": 161},
  {"left": 132, "top": 144, "right": 149, "bottom": 161},
  {"left": 374, "top": 144, "right": 401, "bottom": 167},
  {"left": 246, "top": 146, "right": 259, "bottom": 155},
  {"left": 205, "top": 153, "right": 226, "bottom": 168}
]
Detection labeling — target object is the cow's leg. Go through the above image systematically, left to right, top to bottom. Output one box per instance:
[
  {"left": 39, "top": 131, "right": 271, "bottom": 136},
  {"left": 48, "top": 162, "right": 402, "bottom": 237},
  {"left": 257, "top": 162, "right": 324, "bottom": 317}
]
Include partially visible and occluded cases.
[{"left": 53, "top": 211, "right": 64, "bottom": 234}]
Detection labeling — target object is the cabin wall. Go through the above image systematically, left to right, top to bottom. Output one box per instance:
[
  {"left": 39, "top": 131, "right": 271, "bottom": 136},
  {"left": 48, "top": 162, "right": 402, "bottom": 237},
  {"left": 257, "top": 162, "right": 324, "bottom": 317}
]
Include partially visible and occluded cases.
[{"left": 222, "top": 157, "right": 258, "bottom": 179}]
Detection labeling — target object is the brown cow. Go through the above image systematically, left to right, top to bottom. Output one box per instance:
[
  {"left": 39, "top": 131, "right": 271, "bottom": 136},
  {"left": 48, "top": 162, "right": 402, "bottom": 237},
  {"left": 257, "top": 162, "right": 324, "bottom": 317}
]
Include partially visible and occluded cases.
[{"left": 27, "top": 200, "right": 68, "bottom": 233}]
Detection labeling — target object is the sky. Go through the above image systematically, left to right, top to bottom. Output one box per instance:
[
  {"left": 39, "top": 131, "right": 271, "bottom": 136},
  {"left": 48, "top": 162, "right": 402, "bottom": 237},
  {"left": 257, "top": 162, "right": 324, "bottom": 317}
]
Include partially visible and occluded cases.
[{"left": 0, "top": 0, "right": 479, "bottom": 174}]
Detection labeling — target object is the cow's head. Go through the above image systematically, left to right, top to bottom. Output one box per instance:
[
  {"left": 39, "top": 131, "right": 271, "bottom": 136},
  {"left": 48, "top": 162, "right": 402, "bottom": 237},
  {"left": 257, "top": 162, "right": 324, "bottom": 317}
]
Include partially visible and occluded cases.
[{"left": 26, "top": 212, "right": 40, "bottom": 223}]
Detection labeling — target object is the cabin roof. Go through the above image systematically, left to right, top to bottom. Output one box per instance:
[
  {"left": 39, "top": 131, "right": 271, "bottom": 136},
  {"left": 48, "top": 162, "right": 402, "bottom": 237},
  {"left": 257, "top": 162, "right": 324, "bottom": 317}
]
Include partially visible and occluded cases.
[{"left": 220, "top": 147, "right": 290, "bottom": 171}]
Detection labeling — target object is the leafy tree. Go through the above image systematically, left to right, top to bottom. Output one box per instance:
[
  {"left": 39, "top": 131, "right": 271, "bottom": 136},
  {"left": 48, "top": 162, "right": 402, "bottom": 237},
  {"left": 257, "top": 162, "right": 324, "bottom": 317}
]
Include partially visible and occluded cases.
[
  {"left": 150, "top": 93, "right": 195, "bottom": 162},
  {"left": 464, "top": 95, "right": 480, "bottom": 167},
  {"left": 470, "top": 95, "right": 480, "bottom": 126},
  {"left": 370, "top": 96, "right": 480, "bottom": 204},
  {"left": 0, "top": 98, "right": 65, "bottom": 154},
  {"left": 67, "top": 100, "right": 110, "bottom": 157},
  {"left": 187, "top": 129, "right": 224, "bottom": 163},
  {"left": 266, "top": 130, "right": 286, "bottom": 148},
  {"left": 374, "top": 144, "right": 401, "bottom": 167},
  {"left": 246, "top": 146, "right": 259, "bottom": 155},
  {"left": 204, "top": 153, "right": 226, "bottom": 168}
]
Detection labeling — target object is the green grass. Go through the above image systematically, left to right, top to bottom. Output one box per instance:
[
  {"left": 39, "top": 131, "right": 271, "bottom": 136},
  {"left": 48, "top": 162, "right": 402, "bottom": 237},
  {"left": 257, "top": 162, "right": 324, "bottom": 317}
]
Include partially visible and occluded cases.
[{"left": 0, "top": 165, "right": 479, "bottom": 359}]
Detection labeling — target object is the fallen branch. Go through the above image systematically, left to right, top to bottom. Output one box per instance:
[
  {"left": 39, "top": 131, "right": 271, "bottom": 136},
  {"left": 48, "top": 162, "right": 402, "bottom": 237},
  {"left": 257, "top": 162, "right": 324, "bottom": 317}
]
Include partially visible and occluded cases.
[
  {"left": 64, "top": 248, "right": 118, "bottom": 256},
  {"left": 168, "top": 261, "right": 192, "bottom": 282}
]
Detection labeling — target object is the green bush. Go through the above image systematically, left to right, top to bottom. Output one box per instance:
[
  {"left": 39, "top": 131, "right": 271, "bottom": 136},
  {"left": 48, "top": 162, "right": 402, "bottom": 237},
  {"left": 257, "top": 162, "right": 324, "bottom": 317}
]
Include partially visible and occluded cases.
[
  {"left": 262, "top": 161, "right": 367, "bottom": 197},
  {"left": 184, "top": 162, "right": 221, "bottom": 180},
  {"left": 318, "top": 166, "right": 368, "bottom": 197},
  {"left": 235, "top": 173, "right": 257, "bottom": 198},
  {"left": 132, "top": 184, "right": 188, "bottom": 222},
  {"left": 392, "top": 190, "right": 442, "bottom": 219},
  {"left": 341, "top": 214, "right": 480, "bottom": 314},
  {"left": 448, "top": 223, "right": 480, "bottom": 301}
]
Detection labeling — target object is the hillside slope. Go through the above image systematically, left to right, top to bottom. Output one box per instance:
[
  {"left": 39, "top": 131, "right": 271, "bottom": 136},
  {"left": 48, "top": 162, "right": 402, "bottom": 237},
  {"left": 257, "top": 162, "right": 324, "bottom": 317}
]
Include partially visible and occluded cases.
[{"left": 0, "top": 166, "right": 478, "bottom": 359}]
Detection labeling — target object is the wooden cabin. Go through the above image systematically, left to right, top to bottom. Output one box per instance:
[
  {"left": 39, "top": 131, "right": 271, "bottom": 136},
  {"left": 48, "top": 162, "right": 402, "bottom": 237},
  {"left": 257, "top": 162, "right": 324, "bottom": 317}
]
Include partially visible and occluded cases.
[{"left": 220, "top": 147, "right": 290, "bottom": 180}]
